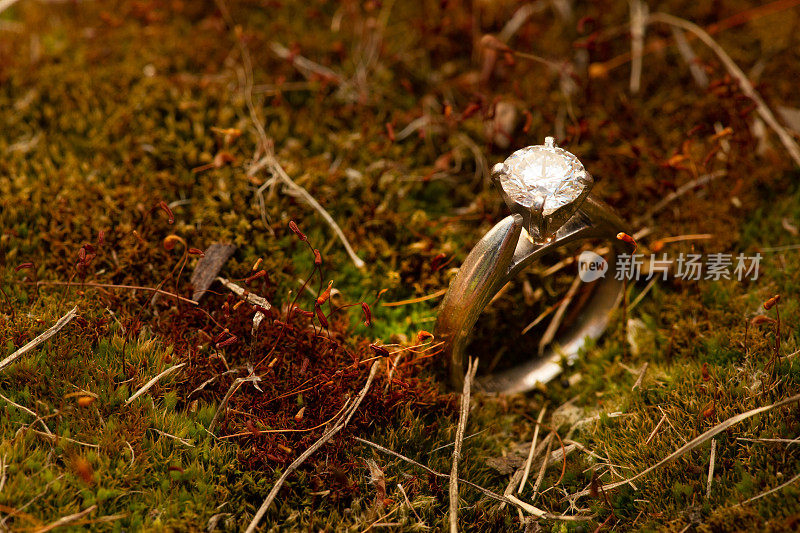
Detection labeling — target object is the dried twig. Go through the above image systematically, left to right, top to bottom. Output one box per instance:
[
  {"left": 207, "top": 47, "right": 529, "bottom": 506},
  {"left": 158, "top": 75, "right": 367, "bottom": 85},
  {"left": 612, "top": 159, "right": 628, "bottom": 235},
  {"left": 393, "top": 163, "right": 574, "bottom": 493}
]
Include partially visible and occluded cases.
[
  {"left": 0, "top": 0, "right": 21, "bottom": 16},
  {"left": 214, "top": 0, "right": 364, "bottom": 269},
  {"left": 629, "top": 0, "right": 647, "bottom": 93},
  {"left": 498, "top": 2, "right": 547, "bottom": 42},
  {"left": 648, "top": 12, "right": 800, "bottom": 166},
  {"left": 670, "top": 27, "right": 708, "bottom": 87},
  {"left": 269, "top": 42, "right": 344, "bottom": 84},
  {"left": 395, "top": 116, "right": 430, "bottom": 141},
  {"left": 254, "top": 154, "right": 366, "bottom": 269},
  {"left": 638, "top": 171, "right": 726, "bottom": 223},
  {"left": 539, "top": 274, "right": 582, "bottom": 354},
  {"left": 215, "top": 277, "right": 271, "bottom": 310},
  {"left": 216, "top": 277, "right": 271, "bottom": 331},
  {"left": 629, "top": 278, "right": 658, "bottom": 312},
  {"left": 27, "top": 281, "right": 198, "bottom": 306},
  {"left": 381, "top": 288, "right": 447, "bottom": 307},
  {"left": 521, "top": 299, "right": 561, "bottom": 335},
  {"left": 0, "top": 306, "right": 77, "bottom": 372},
  {"left": 449, "top": 357, "right": 478, "bottom": 533},
  {"left": 244, "top": 361, "right": 380, "bottom": 533},
  {"left": 125, "top": 363, "right": 186, "bottom": 406},
  {"left": 632, "top": 363, "right": 649, "bottom": 391},
  {"left": 189, "top": 369, "right": 237, "bottom": 397},
  {"left": 208, "top": 373, "right": 262, "bottom": 434},
  {"left": 0, "top": 393, "right": 53, "bottom": 436},
  {"left": 568, "top": 393, "right": 800, "bottom": 499},
  {"left": 220, "top": 400, "right": 351, "bottom": 440},
  {"left": 657, "top": 405, "right": 688, "bottom": 444},
  {"left": 519, "top": 407, "right": 547, "bottom": 493},
  {"left": 572, "top": 411, "right": 630, "bottom": 428},
  {"left": 645, "top": 414, "right": 666, "bottom": 445},
  {"left": 149, "top": 428, "right": 195, "bottom": 448},
  {"left": 26, "top": 429, "right": 99, "bottom": 449},
  {"left": 430, "top": 429, "right": 488, "bottom": 453},
  {"left": 531, "top": 434, "right": 555, "bottom": 501},
  {"left": 736, "top": 436, "right": 800, "bottom": 445},
  {"left": 356, "top": 437, "right": 547, "bottom": 516},
  {"left": 706, "top": 439, "right": 717, "bottom": 498},
  {"left": 565, "top": 440, "right": 610, "bottom": 463},
  {"left": 125, "top": 441, "right": 135, "bottom": 469},
  {"left": 0, "top": 454, "right": 6, "bottom": 494},
  {"left": 501, "top": 467, "right": 524, "bottom": 511},
  {"left": 738, "top": 472, "right": 800, "bottom": 505},
  {"left": 0, "top": 475, "right": 63, "bottom": 528},
  {"left": 397, "top": 483, "right": 423, "bottom": 524},
  {"left": 505, "top": 494, "right": 545, "bottom": 518},
  {"left": 34, "top": 505, "right": 97, "bottom": 533},
  {"left": 360, "top": 507, "right": 401, "bottom": 533}
]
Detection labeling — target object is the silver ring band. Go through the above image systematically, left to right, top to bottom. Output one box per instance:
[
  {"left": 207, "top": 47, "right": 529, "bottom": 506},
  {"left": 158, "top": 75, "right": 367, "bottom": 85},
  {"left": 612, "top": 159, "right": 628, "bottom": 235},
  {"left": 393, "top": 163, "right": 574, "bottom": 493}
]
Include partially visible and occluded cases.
[{"left": 434, "top": 195, "right": 630, "bottom": 394}]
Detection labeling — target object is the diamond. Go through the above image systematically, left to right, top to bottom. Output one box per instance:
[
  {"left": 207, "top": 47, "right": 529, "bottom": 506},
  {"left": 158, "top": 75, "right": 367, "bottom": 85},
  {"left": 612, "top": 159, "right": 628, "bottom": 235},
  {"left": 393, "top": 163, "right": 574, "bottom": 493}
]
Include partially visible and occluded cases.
[{"left": 498, "top": 138, "right": 587, "bottom": 215}]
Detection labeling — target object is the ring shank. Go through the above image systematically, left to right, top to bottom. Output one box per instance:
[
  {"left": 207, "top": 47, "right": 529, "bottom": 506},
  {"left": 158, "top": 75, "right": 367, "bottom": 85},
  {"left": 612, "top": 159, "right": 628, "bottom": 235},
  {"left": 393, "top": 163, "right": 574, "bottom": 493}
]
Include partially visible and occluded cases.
[{"left": 434, "top": 196, "right": 630, "bottom": 394}]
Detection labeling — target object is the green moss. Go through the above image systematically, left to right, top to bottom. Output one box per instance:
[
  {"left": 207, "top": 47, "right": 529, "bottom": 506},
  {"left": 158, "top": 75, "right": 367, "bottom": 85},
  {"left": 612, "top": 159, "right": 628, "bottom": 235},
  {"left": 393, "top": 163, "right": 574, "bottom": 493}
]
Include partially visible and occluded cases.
[{"left": 2, "top": 0, "right": 800, "bottom": 530}]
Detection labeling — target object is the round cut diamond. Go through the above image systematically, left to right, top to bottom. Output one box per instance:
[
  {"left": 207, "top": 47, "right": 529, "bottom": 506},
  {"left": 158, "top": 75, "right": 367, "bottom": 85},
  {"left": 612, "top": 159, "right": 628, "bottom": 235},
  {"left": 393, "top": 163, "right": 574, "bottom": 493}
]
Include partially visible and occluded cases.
[{"left": 499, "top": 142, "right": 586, "bottom": 215}]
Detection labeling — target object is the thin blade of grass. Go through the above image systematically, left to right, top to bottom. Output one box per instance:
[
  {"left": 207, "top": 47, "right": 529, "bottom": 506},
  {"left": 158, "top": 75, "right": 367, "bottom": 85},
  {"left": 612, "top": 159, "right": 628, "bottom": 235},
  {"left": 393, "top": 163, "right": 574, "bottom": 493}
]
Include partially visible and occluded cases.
[
  {"left": 0, "top": 306, "right": 78, "bottom": 372},
  {"left": 568, "top": 393, "right": 800, "bottom": 499}
]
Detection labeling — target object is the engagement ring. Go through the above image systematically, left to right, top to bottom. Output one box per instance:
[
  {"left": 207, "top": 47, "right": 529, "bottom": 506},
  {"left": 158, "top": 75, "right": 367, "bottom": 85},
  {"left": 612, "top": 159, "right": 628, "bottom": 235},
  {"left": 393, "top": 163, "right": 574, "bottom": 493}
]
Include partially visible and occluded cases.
[{"left": 435, "top": 137, "right": 632, "bottom": 393}]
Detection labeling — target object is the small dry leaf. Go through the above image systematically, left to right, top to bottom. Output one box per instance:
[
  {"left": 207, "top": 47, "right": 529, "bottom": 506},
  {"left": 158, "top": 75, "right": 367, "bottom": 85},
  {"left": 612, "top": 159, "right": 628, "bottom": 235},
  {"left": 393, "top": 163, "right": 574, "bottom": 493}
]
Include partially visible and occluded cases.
[
  {"left": 189, "top": 243, "right": 237, "bottom": 302},
  {"left": 366, "top": 459, "right": 387, "bottom": 506}
]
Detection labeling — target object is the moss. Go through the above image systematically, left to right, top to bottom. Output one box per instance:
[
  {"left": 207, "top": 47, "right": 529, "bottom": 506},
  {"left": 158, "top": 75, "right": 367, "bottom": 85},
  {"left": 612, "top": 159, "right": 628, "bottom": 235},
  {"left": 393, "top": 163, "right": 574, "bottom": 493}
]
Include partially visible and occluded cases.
[{"left": 2, "top": 0, "right": 800, "bottom": 530}]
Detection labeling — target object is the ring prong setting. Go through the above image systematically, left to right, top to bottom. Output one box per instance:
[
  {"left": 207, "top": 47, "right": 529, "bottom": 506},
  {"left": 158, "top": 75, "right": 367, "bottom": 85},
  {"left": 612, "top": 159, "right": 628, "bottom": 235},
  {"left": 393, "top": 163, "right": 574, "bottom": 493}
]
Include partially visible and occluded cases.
[
  {"left": 493, "top": 137, "right": 593, "bottom": 244},
  {"left": 491, "top": 162, "right": 509, "bottom": 178},
  {"left": 575, "top": 169, "right": 594, "bottom": 187},
  {"left": 528, "top": 193, "right": 546, "bottom": 242}
]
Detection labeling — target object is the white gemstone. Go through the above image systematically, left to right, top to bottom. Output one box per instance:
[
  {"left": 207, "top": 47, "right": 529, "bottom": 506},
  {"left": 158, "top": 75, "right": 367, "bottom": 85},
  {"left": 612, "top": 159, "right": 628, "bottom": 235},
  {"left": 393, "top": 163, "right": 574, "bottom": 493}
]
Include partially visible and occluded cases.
[{"left": 499, "top": 143, "right": 586, "bottom": 215}]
